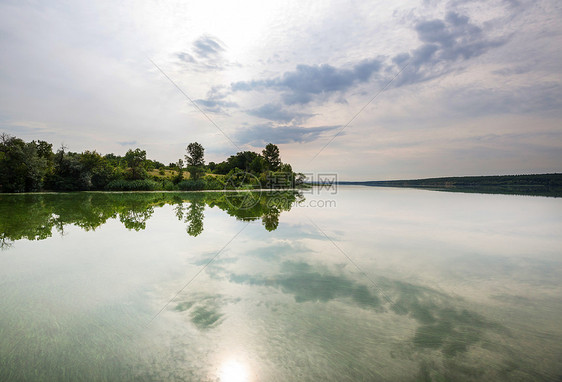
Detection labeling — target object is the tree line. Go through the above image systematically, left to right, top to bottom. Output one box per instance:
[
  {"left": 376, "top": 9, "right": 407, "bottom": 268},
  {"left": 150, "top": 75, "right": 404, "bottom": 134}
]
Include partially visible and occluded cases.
[
  {"left": 0, "top": 133, "right": 304, "bottom": 192},
  {"left": 341, "top": 174, "right": 562, "bottom": 197}
]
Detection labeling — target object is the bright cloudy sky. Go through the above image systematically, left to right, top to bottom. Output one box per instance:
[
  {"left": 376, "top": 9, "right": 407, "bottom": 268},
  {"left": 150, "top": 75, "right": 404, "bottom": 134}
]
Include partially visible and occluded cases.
[{"left": 1, "top": 0, "right": 561, "bottom": 180}]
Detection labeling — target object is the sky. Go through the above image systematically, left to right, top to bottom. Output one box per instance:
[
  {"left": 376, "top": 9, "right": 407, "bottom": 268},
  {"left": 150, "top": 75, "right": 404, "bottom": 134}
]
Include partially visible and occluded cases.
[{"left": 0, "top": 0, "right": 561, "bottom": 180}]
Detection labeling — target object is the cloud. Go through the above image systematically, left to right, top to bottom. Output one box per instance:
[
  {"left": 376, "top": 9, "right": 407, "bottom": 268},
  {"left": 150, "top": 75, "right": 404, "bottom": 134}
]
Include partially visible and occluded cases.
[
  {"left": 1, "top": 0, "right": 558, "bottom": 178},
  {"left": 448, "top": 0, "right": 522, "bottom": 9},
  {"left": 229, "top": 10, "right": 506, "bottom": 106},
  {"left": 230, "top": 10, "right": 506, "bottom": 107},
  {"left": 393, "top": 11, "right": 507, "bottom": 86},
  {"left": 418, "top": 12, "right": 495, "bottom": 60},
  {"left": 175, "top": 35, "right": 230, "bottom": 71},
  {"left": 193, "top": 35, "right": 225, "bottom": 58},
  {"left": 176, "top": 52, "right": 195, "bottom": 63},
  {"left": 392, "top": 53, "right": 410, "bottom": 65},
  {"left": 232, "top": 58, "right": 382, "bottom": 105},
  {"left": 195, "top": 86, "right": 237, "bottom": 114},
  {"left": 195, "top": 98, "right": 238, "bottom": 113},
  {"left": 246, "top": 103, "right": 314, "bottom": 123},
  {"left": 236, "top": 123, "right": 340, "bottom": 145},
  {"left": 117, "top": 140, "right": 137, "bottom": 146}
]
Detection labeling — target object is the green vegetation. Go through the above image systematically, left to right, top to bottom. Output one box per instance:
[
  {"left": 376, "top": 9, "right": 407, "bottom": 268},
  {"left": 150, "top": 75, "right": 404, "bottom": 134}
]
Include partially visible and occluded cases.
[
  {"left": 0, "top": 133, "right": 304, "bottom": 193},
  {"left": 185, "top": 142, "right": 205, "bottom": 180},
  {"left": 340, "top": 174, "right": 562, "bottom": 197},
  {"left": 0, "top": 191, "right": 302, "bottom": 247}
]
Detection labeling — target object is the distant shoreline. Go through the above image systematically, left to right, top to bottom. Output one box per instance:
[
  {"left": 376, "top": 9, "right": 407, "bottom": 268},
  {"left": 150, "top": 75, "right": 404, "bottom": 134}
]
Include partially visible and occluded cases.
[{"left": 334, "top": 173, "right": 562, "bottom": 197}]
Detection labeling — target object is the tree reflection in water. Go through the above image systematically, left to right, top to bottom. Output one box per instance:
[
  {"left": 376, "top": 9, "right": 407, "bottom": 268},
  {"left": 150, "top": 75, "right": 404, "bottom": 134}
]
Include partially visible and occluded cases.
[{"left": 0, "top": 191, "right": 302, "bottom": 247}]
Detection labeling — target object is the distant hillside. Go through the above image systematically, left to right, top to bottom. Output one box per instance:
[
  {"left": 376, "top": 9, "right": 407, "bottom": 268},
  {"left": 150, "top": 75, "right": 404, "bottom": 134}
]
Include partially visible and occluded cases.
[{"left": 338, "top": 173, "right": 562, "bottom": 197}]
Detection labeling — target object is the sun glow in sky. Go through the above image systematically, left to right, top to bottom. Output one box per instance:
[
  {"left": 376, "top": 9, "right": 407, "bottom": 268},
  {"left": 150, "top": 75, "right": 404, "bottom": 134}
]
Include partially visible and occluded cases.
[{"left": 1, "top": 0, "right": 561, "bottom": 179}]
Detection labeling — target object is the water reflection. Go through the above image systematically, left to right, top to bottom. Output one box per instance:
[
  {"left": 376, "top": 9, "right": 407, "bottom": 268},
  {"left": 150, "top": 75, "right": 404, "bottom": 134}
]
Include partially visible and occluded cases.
[
  {"left": 1, "top": 188, "right": 560, "bottom": 381},
  {"left": 0, "top": 191, "right": 301, "bottom": 247},
  {"left": 168, "top": 201, "right": 561, "bottom": 381},
  {"left": 221, "top": 258, "right": 508, "bottom": 359},
  {"left": 230, "top": 261, "right": 383, "bottom": 309},
  {"left": 175, "top": 293, "right": 227, "bottom": 330},
  {"left": 219, "top": 359, "right": 250, "bottom": 382}
]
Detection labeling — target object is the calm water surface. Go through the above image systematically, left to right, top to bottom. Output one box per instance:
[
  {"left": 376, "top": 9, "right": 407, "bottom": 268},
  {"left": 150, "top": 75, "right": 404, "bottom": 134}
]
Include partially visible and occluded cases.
[{"left": 1, "top": 187, "right": 561, "bottom": 381}]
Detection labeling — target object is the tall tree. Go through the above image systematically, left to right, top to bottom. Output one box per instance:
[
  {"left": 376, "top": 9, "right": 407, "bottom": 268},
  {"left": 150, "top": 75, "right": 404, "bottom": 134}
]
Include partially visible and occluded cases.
[
  {"left": 185, "top": 142, "right": 205, "bottom": 180},
  {"left": 262, "top": 143, "right": 281, "bottom": 171},
  {"left": 124, "top": 148, "right": 147, "bottom": 180}
]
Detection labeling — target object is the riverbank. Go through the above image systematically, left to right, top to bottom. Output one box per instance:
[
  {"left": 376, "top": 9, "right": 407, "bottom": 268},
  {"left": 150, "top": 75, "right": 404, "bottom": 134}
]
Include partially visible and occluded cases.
[{"left": 337, "top": 173, "right": 562, "bottom": 197}]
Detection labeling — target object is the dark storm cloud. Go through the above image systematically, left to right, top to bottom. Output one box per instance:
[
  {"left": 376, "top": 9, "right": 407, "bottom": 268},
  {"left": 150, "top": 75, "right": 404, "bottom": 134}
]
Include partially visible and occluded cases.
[
  {"left": 393, "top": 11, "right": 507, "bottom": 86},
  {"left": 232, "top": 58, "right": 383, "bottom": 105},
  {"left": 246, "top": 103, "right": 315, "bottom": 123},
  {"left": 236, "top": 123, "right": 340, "bottom": 145}
]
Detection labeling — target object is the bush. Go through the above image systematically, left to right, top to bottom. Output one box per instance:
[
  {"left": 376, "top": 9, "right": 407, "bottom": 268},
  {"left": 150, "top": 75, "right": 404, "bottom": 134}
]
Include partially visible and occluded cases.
[
  {"left": 123, "top": 166, "right": 149, "bottom": 181},
  {"left": 172, "top": 170, "right": 184, "bottom": 185},
  {"left": 202, "top": 175, "right": 224, "bottom": 190},
  {"left": 105, "top": 179, "right": 160, "bottom": 191},
  {"left": 162, "top": 179, "right": 176, "bottom": 191},
  {"left": 177, "top": 179, "right": 205, "bottom": 191}
]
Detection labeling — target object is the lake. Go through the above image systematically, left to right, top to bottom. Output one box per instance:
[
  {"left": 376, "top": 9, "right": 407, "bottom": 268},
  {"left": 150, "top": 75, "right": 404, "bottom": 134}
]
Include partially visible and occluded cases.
[{"left": 1, "top": 187, "right": 561, "bottom": 381}]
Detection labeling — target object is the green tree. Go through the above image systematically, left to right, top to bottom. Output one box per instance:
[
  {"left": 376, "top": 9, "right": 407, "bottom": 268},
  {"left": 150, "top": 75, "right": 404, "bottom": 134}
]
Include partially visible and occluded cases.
[
  {"left": 0, "top": 134, "right": 49, "bottom": 192},
  {"left": 34, "top": 140, "right": 54, "bottom": 174},
  {"left": 185, "top": 142, "right": 205, "bottom": 180},
  {"left": 262, "top": 143, "right": 281, "bottom": 171},
  {"left": 49, "top": 148, "right": 94, "bottom": 191},
  {"left": 124, "top": 148, "right": 147, "bottom": 180},
  {"left": 80, "top": 151, "right": 114, "bottom": 189},
  {"left": 213, "top": 151, "right": 260, "bottom": 175},
  {"left": 104, "top": 153, "right": 124, "bottom": 168},
  {"left": 250, "top": 155, "right": 265, "bottom": 174},
  {"left": 172, "top": 159, "right": 184, "bottom": 184}
]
